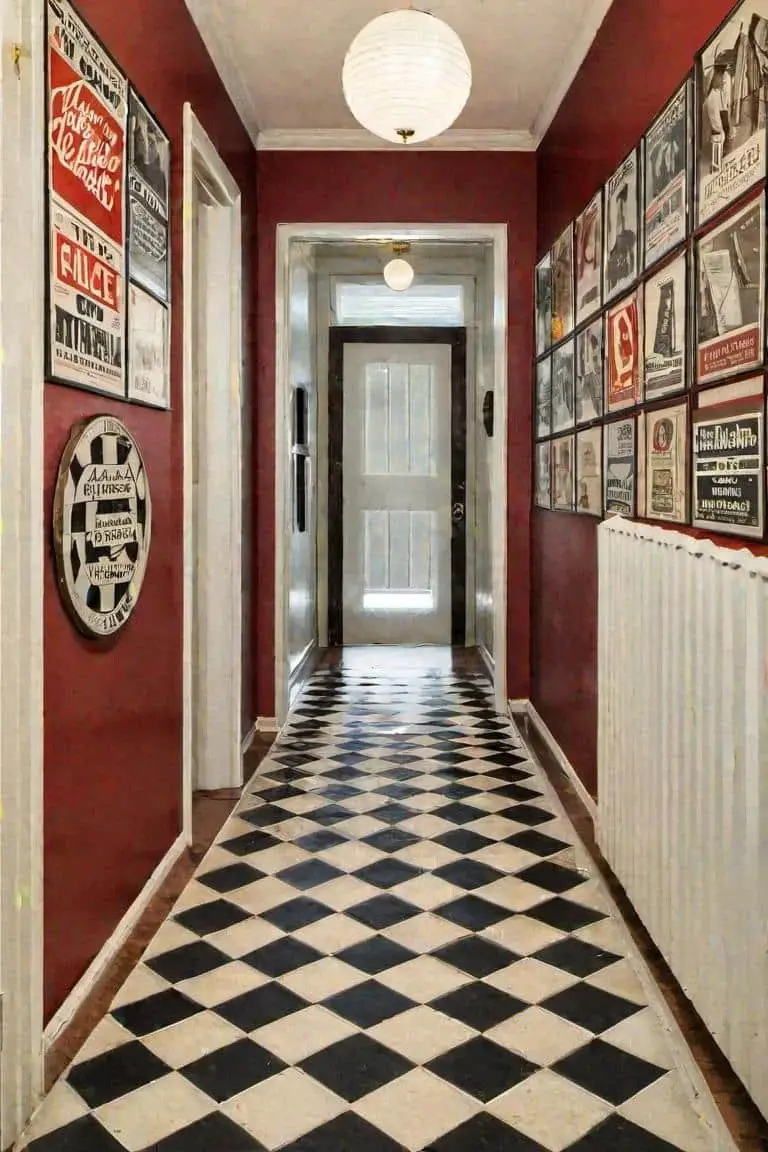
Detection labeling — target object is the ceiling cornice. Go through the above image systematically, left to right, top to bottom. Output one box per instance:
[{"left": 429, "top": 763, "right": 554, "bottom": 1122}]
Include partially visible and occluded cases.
[
  {"left": 185, "top": 0, "right": 261, "bottom": 148},
  {"left": 531, "top": 0, "right": 615, "bottom": 141},
  {"left": 256, "top": 128, "right": 538, "bottom": 152}
]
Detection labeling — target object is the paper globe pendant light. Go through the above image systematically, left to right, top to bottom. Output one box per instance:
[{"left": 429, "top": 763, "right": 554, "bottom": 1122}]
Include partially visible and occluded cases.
[
  {"left": 343, "top": 9, "right": 472, "bottom": 144},
  {"left": 383, "top": 258, "right": 414, "bottom": 291}
]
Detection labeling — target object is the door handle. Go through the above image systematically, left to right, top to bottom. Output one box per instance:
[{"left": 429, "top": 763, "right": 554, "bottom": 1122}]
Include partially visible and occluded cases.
[{"left": 452, "top": 502, "right": 465, "bottom": 523}]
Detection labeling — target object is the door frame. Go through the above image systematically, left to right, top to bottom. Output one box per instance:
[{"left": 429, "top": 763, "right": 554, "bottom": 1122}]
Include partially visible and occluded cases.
[
  {"left": 182, "top": 105, "right": 244, "bottom": 840},
  {"left": 275, "top": 224, "right": 508, "bottom": 722},
  {"left": 326, "top": 325, "right": 467, "bottom": 647}
]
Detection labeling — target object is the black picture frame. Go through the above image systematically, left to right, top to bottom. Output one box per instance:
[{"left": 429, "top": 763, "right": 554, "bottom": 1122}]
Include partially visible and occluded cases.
[
  {"left": 642, "top": 77, "right": 692, "bottom": 270},
  {"left": 604, "top": 146, "right": 641, "bottom": 305}
]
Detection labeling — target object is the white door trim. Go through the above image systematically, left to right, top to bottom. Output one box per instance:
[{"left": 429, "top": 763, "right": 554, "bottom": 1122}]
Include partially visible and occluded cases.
[
  {"left": 0, "top": 0, "right": 46, "bottom": 1143},
  {"left": 182, "top": 105, "right": 244, "bottom": 841},
  {"left": 275, "top": 224, "right": 508, "bottom": 721}
]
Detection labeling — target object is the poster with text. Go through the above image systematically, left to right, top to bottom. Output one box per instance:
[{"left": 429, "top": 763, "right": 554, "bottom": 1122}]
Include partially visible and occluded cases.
[
  {"left": 47, "top": 0, "right": 127, "bottom": 395},
  {"left": 695, "top": 0, "right": 768, "bottom": 227},
  {"left": 644, "top": 81, "right": 690, "bottom": 268},
  {"left": 128, "top": 90, "right": 170, "bottom": 301},
  {"left": 604, "top": 149, "right": 639, "bottom": 303},
  {"left": 575, "top": 192, "right": 603, "bottom": 325},
  {"left": 696, "top": 193, "right": 765, "bottom": 384},
  {"left": 552, "top": 223, "right": 574, "bottom": 342},
  {"left": 644, "top": 251, "right": 687, "bottom": 399},
  {"left": 535, "top": 253, "right": 552, "bottom": 357},
  {"left": 128, "top": 283, "right": 170, "bottom": 408},
  {"left": 607, "top": 289, "right": 643, "bottom": 412},
  {"left": 576, "top": 317, "right": 604, "bottom": 425},
  {"left": 551, "top": 338, "right": 575, "bottom": 434},
  {"left": 535, "top": 356, "right": 552, "bottom": 439},
  {"left": 645, "top": 402, "right": 689, "bottom": 523},
  {"left": 692, "top": 404, "right": 764, "bottom": 536},
  {"left": 604, "top": 417, "right": 636, "bottom": 516},
  {"left": 576, "top": 426, "right": 603, "bottom": 516},
  {"left": 551, "top": 434, "right": 575, "bottom": 511},
  {"left": 535, "top": 441, "right": 551, "bottom": 509}
]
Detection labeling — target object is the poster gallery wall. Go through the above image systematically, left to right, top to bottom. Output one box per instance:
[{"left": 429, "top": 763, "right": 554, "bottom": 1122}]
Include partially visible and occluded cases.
[{"left": 533, "top": 0, "right": 768, "bottom": 545}]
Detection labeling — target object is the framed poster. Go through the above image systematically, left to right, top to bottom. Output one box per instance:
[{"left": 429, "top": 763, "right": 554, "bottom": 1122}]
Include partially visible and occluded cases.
[
  {"left": 46, "top": 0, "right": 127, "bottom": 396},
  {"left": 695, "top": 0, "right": 768, "bottom": 228},
  {"left": 643, "top": 80, "right": 691, "bottom": 268},
  {"left": 128, "top": 90, "right": 171, "bottom": 302},
  {"left": 604, "top": 149, "right": 640, "bottom": 303},
  {"left": 575, "top": 192, "right": 603, "bottom": 325},
  {"left": 695, "top": 193, "right": 765, "bottom": 385},
  {"left": 552, "top": 223, "right": 574, "bottom": 342},
  {"left": 644, "top": 250, "right": 688, "bottom": 400},
  {"left": 535, "top": 253, "right": 553, "bottom": 357},
  {"left": 128, "top": 284, "right": 170, "bottom": 408},
  {"left": 607, "top": 289, "right": 643, "bottom": 412},
  {"left": 575, "top": 317, "right": 604, "bottom": 425},
  {"left": 552, "top": 338, "right": 576, "bottom": 434},
  {"left": 535, "top": 356, "right": 552, "bottom": 439},
  {"left": 692, "top": 395, "right": 765, "bottom": 536},
  {"left": 645, "top": 402, "right": 689, "bottom": 523},
  {"left": 604, "top": 417, "right": 637, "bottom": 517},
  {"left": 576, "top": 426, "right": 603, "bottom": 516},
  {"left": 551, "top": 434, "right": 575, "bottom": 511},
  {"left": 535, "top": 441, "right": 551, "bottom": 508}
]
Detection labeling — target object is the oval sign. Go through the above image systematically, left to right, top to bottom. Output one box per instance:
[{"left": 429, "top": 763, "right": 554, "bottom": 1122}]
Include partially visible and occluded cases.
[{"left": 53, "top": 415, "right": 152, "bottom": 638}]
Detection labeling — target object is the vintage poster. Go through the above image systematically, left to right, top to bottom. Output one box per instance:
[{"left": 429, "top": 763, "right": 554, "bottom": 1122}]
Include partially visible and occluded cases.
[
  {"left": 47, "top": 0, "right": 127, "bottom": 395},
  {"left": 695, "top": 0, "right": 768, "bottom": 227},
  {"left": 644, "top": 81, "right": 690, "bottom": 268},
  {"left": 128, "top": 90, "right": 170, "bottom": 301},
  {"left": 604, "top": 149, "right": 640, "bottom": 303},
  {"left": 575, "top": 192, "right": 603, "bottom": 325},
  {"left": 696, "top": 194, "right": 765, "bottom": 384},
  {"left": 552, "top": 223, "right": 574, "bottom": 342},
  {"left": 644, "top": 251, "right": 688, "bottom": 399},
  {"left": 535, "top": 253, "right": 553, "bottom": 357},
  {"left": 128, "top": 284, "right": 170, "bottom": 408},
  {"left": 607, "top": 289, "right": 643, "bottom": 412},
  {"left": 575, "top": 318, "right": 604, "bottom": 425},
  {"left": 551, "top": 339, "right": 575, "bottom": 434},
  {"left": 535, "top": 356, "right": 552, "bottom": 439},
  {"left": 645, "top": 402, "right": 689, "bottom": 523},
  {"left": 692, "top": 402, "right": 764, "bottom": 536},
  {"left": 604, "top": 417, "right": 636, "bottom": 516},
  {"left": 576, "top": 426, "right": 603, "bottom": 516},
  {"left": 551, "top": 434, "right": 575, "bottom": 511},
  {"left": 535, "top": 441, "right": 551, "bottom": 509}
]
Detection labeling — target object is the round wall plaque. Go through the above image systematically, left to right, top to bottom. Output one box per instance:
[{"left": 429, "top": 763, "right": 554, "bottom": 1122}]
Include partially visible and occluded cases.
[{"left": 53, "top": 415, "right": 152, "bottom": 639}]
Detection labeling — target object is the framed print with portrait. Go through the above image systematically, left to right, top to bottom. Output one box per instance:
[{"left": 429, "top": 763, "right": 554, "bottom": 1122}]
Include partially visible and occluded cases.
[
  {"left": 643, "top": 79, "right": 691, "bottom": 268},
  {"left": 604, "top": 149, "right": 640, "bottom": 303},
  {"left": 575, "top": 192, "right": 603, "bottom": 325},
  {"left": 552, "top": 223, "right": 575, "bottom": 342},
  {"left": 644, "top": 250, "right": 688, "bottom": 401},
  {"left": 535, "top": 253, "right": 553, "bottom": 357},
  {"left": 607, "top": 288, "right": 644, "bottom": 412},
  {"left": 575, "top": 317, "right": 604, "bottom": 425},
  {"left": 552, "top": 338, "right": 576, "bottom": 434},
  {"left": 535, "top": 356, "right": 552, "bottom": 440},
  {"left": 644, "top": 402, "right": 689, "bottom": 523},
  {"left": 604, "top": 416, "right": 637, "bottom": 517},
  {"left": 576, "top": 426, "right": 603, "bottom": 516},
  {"left": 551, "top": 434, "right": 575, "bottom": 511},
  {"left": 535, "top": 441, "right": 551, "bottom": 509}
]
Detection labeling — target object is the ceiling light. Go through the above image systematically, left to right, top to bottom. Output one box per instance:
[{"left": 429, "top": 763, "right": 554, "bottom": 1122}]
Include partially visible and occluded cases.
[
  {"left": 342, "top": 9, "right": 472, "bottom": 145},
  {"left": 383, "top": 258, "right": 415, "bottom": 292}
]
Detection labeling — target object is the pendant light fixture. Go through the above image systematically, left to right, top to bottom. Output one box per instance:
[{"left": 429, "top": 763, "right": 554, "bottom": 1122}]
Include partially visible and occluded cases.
[
  {"left": 342, "top": 9, "right": 472, "bottom": 145},
  {"left": 383, "top": 243, "right": 414, "bottom": 291}
]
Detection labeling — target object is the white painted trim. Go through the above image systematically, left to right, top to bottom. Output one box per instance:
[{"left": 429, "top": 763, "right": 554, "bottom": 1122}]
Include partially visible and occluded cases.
[
  {"left": 0, "top": 0, "right": 46, "bottom": 1143},
  {"left": 184, "top": 0, "right": 261, "bottom": 149},
  {"left": 531, "top": 0, "right": 615, "bottom": 141},
  {"left": 182, "top": 104, "right": 244, "bottom": 843},
  {"left": 257, "top": 128, "right": 537, "bottom": 152},
  {"left": 275, "top": 223, "right": 508, "bottom": 723},
  {"left": 289, "top": 639, "right": 319, "bottom": 702},
  {"left": 478, "top": 643, "right": 495, "bottom": 681},
  {"left": 507, "top": 697, "right": 528, "bottom": 716},
  {"left": 524, "top": 701, "right": 598, "bottom": 825},
  {"left": 257, "top": 717, "right": 280, "bottom": 734},
  {"left": 241, "top": 723, "right": 258, "bottom": 755},
  {"left": 42, "top": 835, "right": 187, "bottom": 1050}
]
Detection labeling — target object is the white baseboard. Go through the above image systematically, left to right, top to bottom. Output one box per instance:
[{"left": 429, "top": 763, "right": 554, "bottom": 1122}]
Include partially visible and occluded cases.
[
  {"left": 478, "top": 643, "right": 495, "bottom": 680},
  {"left": 509, "top": 699, "right": 598, "bottom": 826},
  {"left": 256, "top": 716, "right": 279, "bottom": 734},
  {"left": 241, "top": 722, "right": 258, "bottom": 754},
  {"left": 43, "top": 833, "right": 187, "bottom": 1050}
]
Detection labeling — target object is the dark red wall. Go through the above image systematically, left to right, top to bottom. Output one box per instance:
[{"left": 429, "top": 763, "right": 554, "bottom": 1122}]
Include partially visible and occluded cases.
[
  {"left": 44, "top": 0, "right": 257, "bottom": 1019},
  {"left": 533, "top": 0, "right": 737, "bottom": 795},
  {"left": 254, "top": 151, "right": 537, "bottom": 717}
]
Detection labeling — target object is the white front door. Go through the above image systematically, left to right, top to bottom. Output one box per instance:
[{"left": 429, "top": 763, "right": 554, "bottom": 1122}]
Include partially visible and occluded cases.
[{"left": 342, "top": 342, "right": 453, "bottom": 644}]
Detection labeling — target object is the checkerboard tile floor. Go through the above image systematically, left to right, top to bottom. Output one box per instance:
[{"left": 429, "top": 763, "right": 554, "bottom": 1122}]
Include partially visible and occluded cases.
[{"left": 20, "top": 665, "right": 717, "bottom": 1151}]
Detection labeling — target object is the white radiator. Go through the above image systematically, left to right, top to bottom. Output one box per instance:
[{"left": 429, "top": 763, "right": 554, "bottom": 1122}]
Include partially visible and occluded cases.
[{"left": 598, "top": 517, "right": 768, "bottom": 1121}]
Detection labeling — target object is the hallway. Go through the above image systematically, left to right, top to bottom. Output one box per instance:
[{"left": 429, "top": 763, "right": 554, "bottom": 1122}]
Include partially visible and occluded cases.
[{"left": 23, "top": 659, "right": 714, "bottom": 1151}]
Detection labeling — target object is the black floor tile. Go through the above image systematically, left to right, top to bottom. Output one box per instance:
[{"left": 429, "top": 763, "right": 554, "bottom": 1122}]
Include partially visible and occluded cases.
[
  {"left": 375, "top": 782, "right": 420, "bottom": 800},
  {"left": 433, "top": 783, "right": 477, "bottom": 800},
  {"left": 491, "top": 783, "right": 542, "bottom": 802},
  {"left": 256, "top": 784, "right": 304, "bottom": 803},
  {"left": 367, "top": 802, "right": 414, "bottom": 825},
  {"left": 432, "top": 802, "right": 485, "bottom": 826},
  {"left": 240, "top": 804, "right": 290, "bottom": 828},
  {"left": 305, "top": 804, "right": 354, "bottom": 827},
  {"left": 504, "top": 804, "right": 555, "bottom": 827},
  {"left": 364, "top": 828, "right": 420, "bottom": 854},
  {"left": 219, "top": 830, "right": 281, "bottom": 856},
  {"left": 296, "top": 830, "right": 348, "bottom": 853},
  {"left": 434, "top": 830, "right": 495, "bottom": 855},
  {"left": 506, "top": 830, "right": 571, "bottom": 857},
  {"left": 353, "top": 858, "right": 422, "bottom": 889},
  {"left": 276, "top": 859, "right": 343, "bottom": 890},
  {"left": 433, "top": 860, "right": 505, "bottom": 890},
  {"left": 517, "top": 861, "right": 586, "bottom": 894},
  {"left": 197, "top": 862, "right": 265, "bottom": 893},
  {"left": 347, "top": 894, "right": 419, "bottom": 930},
  {"left": 434, "top": 896, "right": 509, "bottom": 931},
  {"left": 260, "top": 897, "right": 333, "bottom": 932},
  {"left": 526, "top": 897, "right": 606, "bottom": 933},
  {"left": 174, "top": 899, "right": 252, "bottom": 936},
  {"left": 336, "top": 935, "right": 416, "bottom": 974},
  {"left": 243, "top": 936, "right": 323, "bottom": 977},
  {"left": 434, "top": 936, "right": 518, "bottom": 978},
  {"left": 533, "top": 938, "right": 622, "bottom": 978},
  {"left": 146, "top": 940, "right": 230, "bottom": 983},
  {"left": 324, "top": 979, "right": 414, "bottom": 1028},
  {"left": 213, "top": 982, "right": 308, "bottom": 1031},
  {"left": 431, "top": 982, "right": 526, "bottom": 1030},
  {"left": 542, "top": 983, "right": 642, "bottom": 1033},
  {"left": 112, "top": 988, "right": 202, "bottom": 1036},
  {"left": 300, "top": 1033, "right": 413, "bottom": 1101},
  {"left": 427, "top": 1036, "right": 537, "bottom": 1102},
  {"left": 181, "top": 1038, "right": 286, "bottom": 1102},
  {"left": 553, "top": 1039, "right": 666, "bottom": 1105},
  {"left": 67, "top": 1041, "right": 171, "bottom": 1108},
  {"left": 143, "top": 1111, "right": 266, "bottom": 1151},
  {"left": 282, "top": 1112, "right": 404, "bottom": 1152},
  {"left": 426, "top": 1112, "right": 547, "bottom": 1151},
  {"left": 564, "top": 1114, "right": 683, "bottom": 1150},
  {"left": 27, "top": 1115, "right": 127, "bottom": 1151}
]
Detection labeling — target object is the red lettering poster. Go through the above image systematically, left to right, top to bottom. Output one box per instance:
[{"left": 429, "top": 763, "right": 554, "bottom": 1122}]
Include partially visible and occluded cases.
[{"left": 46, "top": 0, "right": 127, "bottom": 395}]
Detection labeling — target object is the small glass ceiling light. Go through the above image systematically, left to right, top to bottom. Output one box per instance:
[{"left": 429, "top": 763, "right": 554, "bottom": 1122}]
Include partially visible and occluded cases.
[
  {"left": 342, "top": 9, "right": 472, "bottom": 145},
  {"left": 383, "top": 258, "right": 415, "bottom": 292}
]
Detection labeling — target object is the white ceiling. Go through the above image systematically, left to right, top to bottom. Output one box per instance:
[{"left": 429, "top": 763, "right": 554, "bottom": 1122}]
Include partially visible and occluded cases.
[{"left": 185, "top": 0, "right": 614, "bottom": 150}]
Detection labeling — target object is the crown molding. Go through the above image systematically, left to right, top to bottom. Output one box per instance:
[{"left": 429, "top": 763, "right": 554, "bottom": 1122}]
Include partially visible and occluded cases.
[
  {"left": 185, "top": 0, "right": 261, "bottom": 148},
  {"left": 531, "top": 0, "right": 615, "bottom": 141},
  {"left": 256, "top": 128, "right": 538, "bottom": 152}
]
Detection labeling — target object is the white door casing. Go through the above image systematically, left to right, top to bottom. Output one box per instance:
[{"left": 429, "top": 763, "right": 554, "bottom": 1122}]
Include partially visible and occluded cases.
[{"left": 342, "top": 342, "right": 452, "bottom": 645}]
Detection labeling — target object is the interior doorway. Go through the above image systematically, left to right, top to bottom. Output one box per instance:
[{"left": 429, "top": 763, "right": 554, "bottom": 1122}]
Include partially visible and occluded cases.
[{"left": 328, "top": 327, "right": 467, "bottom": 646}]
